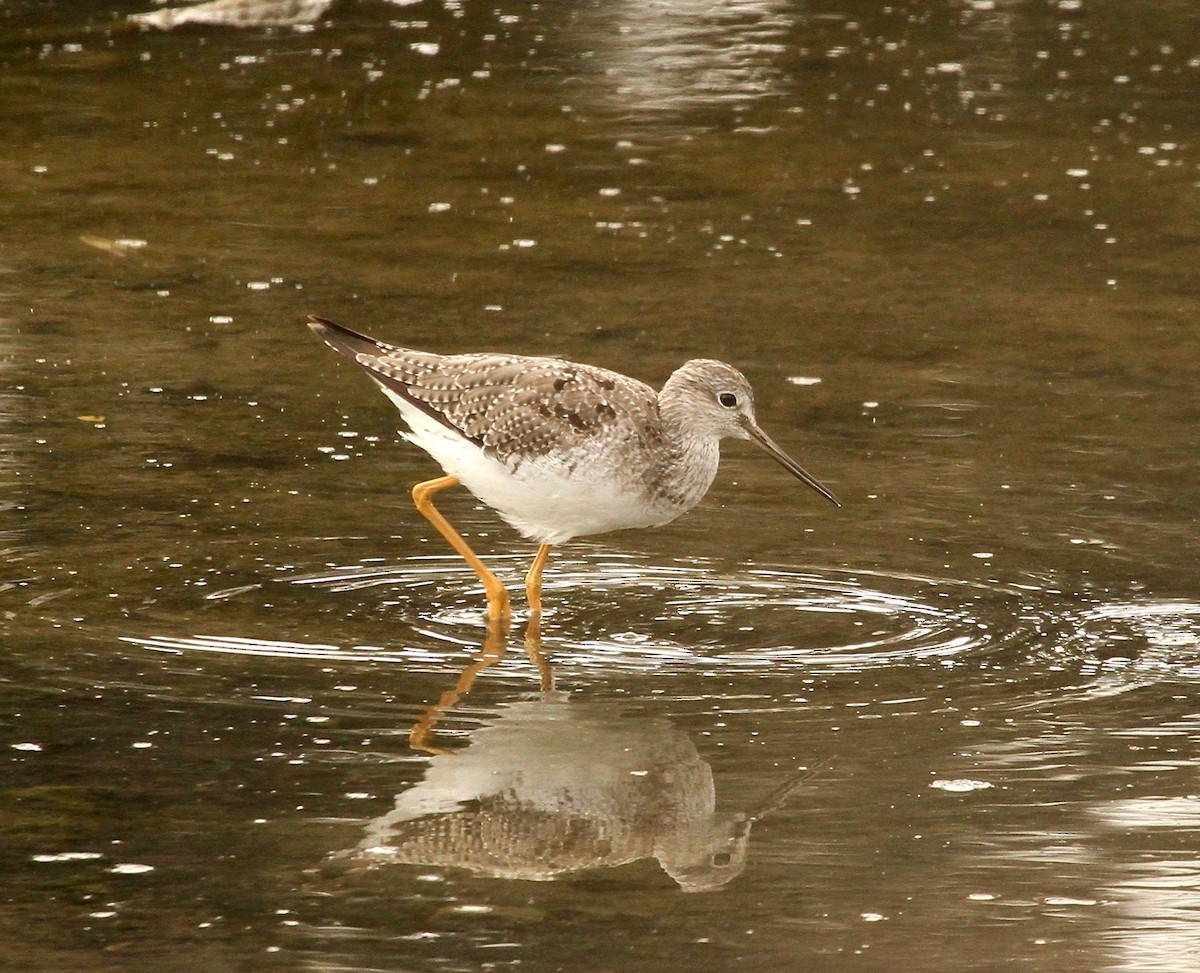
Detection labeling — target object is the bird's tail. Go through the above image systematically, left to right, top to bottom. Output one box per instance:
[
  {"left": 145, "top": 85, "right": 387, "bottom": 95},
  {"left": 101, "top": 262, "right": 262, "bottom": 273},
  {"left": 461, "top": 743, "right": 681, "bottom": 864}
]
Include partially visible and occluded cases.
[{"left": 307, "top": 315, "right": 395, "bottom": 361}]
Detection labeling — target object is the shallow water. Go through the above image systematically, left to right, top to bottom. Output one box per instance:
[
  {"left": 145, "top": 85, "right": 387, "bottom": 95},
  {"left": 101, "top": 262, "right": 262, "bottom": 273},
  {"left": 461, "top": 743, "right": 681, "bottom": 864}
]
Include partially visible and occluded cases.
[{"left": 3, "top": 1, "right": 1200, "bottom": 970}]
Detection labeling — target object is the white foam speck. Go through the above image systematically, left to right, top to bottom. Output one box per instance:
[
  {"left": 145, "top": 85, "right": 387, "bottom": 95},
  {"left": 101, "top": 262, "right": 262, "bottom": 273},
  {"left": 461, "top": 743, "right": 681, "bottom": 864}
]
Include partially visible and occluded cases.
[
  {"left": 931, "top": 779, "right": 993, "bottom": 793},
  {"left": 32, "top": 852, "right": 103, "bottom": 863},
  {"left": 109, "top": 863, "right": 155, "bottom": 875}
]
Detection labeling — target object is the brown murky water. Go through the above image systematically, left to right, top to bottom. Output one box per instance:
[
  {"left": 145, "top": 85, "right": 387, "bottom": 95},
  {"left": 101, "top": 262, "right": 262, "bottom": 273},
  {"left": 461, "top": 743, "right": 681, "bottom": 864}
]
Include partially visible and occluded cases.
[{"left": 3, "top": 1, "right": 1199, "bottom": 970}]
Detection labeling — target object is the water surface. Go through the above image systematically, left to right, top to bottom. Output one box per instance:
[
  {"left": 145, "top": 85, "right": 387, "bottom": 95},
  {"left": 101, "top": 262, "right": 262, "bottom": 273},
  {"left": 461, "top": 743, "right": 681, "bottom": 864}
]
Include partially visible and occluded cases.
[{"left": 2, "top": 1, "right": 1199, "bottom": 971}]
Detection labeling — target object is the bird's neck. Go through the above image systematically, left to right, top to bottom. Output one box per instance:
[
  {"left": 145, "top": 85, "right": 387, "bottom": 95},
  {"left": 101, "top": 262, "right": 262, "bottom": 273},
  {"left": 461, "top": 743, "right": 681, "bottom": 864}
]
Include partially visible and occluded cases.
[{"left": 655, "top": 391, "right": 722, "bottom": 510}]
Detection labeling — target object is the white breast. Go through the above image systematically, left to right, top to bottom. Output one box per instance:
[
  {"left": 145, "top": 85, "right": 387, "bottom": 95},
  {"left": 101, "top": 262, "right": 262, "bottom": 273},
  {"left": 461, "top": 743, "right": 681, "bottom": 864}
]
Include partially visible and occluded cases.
[{"left": 377, "top": 382, "right": 686, "bottom": 544}]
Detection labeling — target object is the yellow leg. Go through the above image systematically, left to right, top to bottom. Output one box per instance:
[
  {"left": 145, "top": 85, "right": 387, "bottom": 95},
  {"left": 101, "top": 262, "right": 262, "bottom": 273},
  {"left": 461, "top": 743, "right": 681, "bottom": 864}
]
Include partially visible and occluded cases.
[
  {"left": 412, "top": 474, "right": 510, "bottom": 621},
  {"left": 524, "top": 543, "right": 553, "bottom": 618}
]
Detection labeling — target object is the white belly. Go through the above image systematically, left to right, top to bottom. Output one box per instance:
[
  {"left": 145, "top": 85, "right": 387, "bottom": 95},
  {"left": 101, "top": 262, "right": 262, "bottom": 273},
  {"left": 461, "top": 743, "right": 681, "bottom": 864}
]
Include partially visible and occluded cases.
[{"left": 379, "top": 384, "right": 686, "bottom": 544}]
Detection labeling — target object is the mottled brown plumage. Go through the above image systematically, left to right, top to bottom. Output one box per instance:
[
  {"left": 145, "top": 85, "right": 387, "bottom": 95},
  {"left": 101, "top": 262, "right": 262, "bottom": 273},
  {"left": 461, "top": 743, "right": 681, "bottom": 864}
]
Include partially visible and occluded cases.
[{"left": 365, "top": 346, "right": 660, "bottom": 469}]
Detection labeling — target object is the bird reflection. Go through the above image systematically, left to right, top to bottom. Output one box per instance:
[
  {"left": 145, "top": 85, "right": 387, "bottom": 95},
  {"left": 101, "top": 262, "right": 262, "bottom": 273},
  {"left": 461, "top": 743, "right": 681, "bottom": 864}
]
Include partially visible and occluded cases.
[{"left": 340, "top": 623, "right": 808, "bottom": 892}]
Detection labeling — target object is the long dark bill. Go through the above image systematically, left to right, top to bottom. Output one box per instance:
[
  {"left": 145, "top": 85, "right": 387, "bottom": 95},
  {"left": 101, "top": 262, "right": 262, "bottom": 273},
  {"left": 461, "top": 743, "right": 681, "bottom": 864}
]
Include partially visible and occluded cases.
[{"left": 746, "top": 423, "right": 842, "bottom": 508}]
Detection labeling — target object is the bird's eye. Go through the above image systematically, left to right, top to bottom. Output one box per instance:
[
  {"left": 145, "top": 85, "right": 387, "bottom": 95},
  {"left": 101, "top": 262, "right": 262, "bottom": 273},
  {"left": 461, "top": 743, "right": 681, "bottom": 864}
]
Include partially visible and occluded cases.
[{"left": 718, "top": 392, "right": 738, "bottom": 408}]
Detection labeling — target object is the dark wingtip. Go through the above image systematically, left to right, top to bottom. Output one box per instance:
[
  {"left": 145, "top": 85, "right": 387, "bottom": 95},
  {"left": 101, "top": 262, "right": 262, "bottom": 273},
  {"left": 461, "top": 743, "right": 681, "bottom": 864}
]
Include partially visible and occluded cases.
[
  {"left": 306, "top": 314, "right": 344, "bottom": 343},
  {"left": 306, "top": 315, "right": 389, "bottom": 361}
]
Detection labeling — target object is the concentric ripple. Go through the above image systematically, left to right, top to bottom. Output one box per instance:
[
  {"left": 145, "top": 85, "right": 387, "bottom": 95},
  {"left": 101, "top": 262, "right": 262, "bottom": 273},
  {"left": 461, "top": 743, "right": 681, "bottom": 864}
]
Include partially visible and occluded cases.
[
  {"left": 111, "top": 556, "right": 1200, "bottom": 692},
  {"left": 122, "top": 556, "right": 1030, "bottom": 677},
  {"left": 536, "top": 560, "right": 1021, "bottom": 674}
]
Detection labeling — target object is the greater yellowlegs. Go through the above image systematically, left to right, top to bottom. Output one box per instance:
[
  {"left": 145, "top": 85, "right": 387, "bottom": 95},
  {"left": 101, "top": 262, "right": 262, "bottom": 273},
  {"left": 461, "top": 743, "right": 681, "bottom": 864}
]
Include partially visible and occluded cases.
[{"left": 308, "top": 315, "right": 840, "bottom": 621}]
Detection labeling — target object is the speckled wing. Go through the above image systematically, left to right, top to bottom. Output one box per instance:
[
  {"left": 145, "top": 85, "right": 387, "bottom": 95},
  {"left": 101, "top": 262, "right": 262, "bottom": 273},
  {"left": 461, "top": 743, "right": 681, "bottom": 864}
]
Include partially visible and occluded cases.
[
  {"left": 308, "top": 316, "right": 661, "bottom": 469},
  {"left": 367, "top": 351, "right": 662, "bottom": 469}
]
